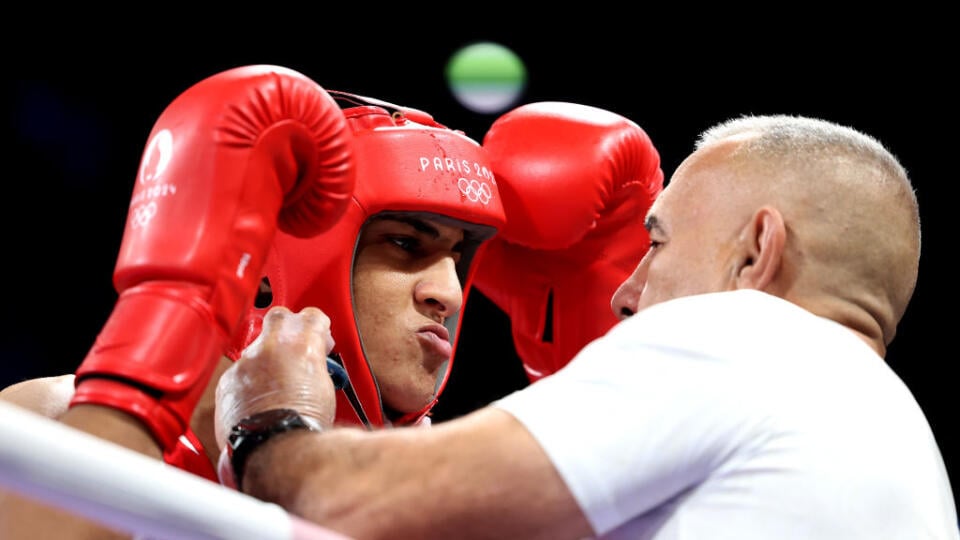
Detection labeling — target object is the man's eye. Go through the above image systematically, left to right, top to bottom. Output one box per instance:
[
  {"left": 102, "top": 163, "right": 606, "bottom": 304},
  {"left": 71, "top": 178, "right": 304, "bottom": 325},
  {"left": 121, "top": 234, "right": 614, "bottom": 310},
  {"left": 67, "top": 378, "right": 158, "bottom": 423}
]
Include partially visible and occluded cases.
[{"left": 648, "top": 240, "right": 663, "bottom": 250}]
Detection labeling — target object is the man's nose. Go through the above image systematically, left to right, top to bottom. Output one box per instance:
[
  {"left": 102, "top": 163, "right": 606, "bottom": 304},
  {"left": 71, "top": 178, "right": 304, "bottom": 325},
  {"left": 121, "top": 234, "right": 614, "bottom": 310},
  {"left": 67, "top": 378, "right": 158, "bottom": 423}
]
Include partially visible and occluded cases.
[{"left": 610, "top": 262, "right": 646, "bottom": 320}]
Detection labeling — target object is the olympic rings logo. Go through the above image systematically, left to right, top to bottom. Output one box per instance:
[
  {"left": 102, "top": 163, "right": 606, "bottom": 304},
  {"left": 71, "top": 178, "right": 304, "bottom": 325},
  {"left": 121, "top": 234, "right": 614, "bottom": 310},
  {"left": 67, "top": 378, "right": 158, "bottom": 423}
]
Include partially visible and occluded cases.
[
  {"left": 458, "top": 178, "right": 492, "bottom": 204},
  {"left": 130, "top": 202, "right": 157, "bottom": 229}
]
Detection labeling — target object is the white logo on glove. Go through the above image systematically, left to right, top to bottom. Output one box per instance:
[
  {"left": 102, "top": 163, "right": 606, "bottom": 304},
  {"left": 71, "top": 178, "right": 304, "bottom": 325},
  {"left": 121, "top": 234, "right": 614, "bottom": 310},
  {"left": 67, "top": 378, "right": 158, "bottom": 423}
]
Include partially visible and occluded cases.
[
  {"left": 130, "top": 128, "right": 178, "bottom": 208},
  {"left": 139, "top": 129, "right": 173, "bottom": 184},
  {"left": 130, "top": 201, "right": 158, "bottom": 229}
]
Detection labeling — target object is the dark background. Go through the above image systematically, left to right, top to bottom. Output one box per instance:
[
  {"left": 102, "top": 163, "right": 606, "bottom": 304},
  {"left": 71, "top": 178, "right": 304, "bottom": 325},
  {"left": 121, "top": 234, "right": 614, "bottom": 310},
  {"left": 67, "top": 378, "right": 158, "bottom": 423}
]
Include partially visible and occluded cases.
[{"left": 4, "top": 21, "right": 954, "bottom": 507}]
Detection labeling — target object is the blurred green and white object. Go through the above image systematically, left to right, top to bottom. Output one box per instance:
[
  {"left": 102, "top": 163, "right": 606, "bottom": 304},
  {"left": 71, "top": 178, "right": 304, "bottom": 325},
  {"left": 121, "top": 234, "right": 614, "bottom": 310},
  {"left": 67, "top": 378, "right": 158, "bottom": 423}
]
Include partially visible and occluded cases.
[{"left": 446, "top": 42, "right": 527, "bottom": 114}]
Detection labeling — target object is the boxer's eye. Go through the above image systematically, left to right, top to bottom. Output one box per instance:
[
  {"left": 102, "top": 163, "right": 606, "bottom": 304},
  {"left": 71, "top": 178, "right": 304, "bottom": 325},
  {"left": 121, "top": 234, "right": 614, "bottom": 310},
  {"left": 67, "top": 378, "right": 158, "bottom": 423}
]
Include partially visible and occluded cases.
[{"left": 389, "top": 235, "right": 421, "bottom": 253}]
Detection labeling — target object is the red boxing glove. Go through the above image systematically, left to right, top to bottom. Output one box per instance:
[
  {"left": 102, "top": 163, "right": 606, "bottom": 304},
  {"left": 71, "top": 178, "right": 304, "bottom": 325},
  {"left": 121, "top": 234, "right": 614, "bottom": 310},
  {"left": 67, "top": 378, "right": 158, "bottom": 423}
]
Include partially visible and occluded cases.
[
  {"left": 70, "top": 65, "right": 355, "bottom": 453},
  {"left": 475, "top": 102, "right": 663, "bottom": 381}
]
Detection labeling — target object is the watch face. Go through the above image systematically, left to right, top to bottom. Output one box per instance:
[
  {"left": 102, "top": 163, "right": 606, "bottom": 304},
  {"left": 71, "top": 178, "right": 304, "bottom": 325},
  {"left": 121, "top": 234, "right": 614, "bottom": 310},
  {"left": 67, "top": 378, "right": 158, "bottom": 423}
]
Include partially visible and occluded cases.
[
  {"left": 229, "top": 408, "right": 320, "bottom": 450},
  {"left": 227, "top": 409, "right": 320, "bottom": 490},
  {"left": 241, "top": 409, "right": 302, "bottom": 431}
]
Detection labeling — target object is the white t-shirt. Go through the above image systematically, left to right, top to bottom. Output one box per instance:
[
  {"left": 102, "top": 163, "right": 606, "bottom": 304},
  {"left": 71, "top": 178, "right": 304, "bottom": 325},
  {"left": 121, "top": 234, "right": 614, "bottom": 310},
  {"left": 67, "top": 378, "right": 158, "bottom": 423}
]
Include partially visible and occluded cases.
[{"left": 494, "top": 290, "right": 958, "bottom": 539}]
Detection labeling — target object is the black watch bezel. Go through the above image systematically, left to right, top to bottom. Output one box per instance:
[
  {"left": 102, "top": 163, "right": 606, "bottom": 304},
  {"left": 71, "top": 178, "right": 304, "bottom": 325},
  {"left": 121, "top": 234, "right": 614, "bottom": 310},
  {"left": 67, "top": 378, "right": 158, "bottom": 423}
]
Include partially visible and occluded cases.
[{"left": 227, "top": 408, "right": 321, "bottom": 490}]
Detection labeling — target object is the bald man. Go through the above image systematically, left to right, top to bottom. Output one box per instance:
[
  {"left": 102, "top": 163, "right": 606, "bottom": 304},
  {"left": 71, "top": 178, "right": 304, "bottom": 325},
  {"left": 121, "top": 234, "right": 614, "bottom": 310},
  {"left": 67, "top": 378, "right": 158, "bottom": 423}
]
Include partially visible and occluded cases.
[{"left": 215, "top": 114, "right": 958, "bottom": 539}]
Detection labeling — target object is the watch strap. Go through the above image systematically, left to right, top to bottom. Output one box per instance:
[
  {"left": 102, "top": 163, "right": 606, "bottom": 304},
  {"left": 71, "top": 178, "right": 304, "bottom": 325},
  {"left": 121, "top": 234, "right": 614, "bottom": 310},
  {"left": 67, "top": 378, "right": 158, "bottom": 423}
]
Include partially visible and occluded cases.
[{"left": 225, "top": 408, "right": 322, "bottom": 491}]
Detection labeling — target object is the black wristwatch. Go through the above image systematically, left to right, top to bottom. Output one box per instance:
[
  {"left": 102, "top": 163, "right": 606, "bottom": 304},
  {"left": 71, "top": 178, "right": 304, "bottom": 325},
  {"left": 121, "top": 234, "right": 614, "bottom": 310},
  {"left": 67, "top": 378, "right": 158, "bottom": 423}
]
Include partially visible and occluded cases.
[{"left": 226, "top": 408, "right": 322, "bottom": 491}]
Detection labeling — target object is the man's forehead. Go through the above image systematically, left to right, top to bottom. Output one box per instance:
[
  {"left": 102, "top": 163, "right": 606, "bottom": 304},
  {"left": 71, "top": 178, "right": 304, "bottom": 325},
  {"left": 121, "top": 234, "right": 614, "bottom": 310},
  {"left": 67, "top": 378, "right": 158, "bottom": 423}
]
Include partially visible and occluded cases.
[
  {"left": 665, "top": 143, "right": 745, "bottom": 196},
  {"left": 647, "top": 151, "right": 721, "bottom": 229},
  {"left": 645, "top": 182, "right": 680, "bottom": 233}
]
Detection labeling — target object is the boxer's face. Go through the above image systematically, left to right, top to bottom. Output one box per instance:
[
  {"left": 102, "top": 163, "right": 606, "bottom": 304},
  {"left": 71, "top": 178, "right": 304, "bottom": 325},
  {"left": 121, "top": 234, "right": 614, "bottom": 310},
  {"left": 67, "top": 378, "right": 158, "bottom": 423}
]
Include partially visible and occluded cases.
[{"left": 352, "top": 215, "right": 465, "bottom": 415}]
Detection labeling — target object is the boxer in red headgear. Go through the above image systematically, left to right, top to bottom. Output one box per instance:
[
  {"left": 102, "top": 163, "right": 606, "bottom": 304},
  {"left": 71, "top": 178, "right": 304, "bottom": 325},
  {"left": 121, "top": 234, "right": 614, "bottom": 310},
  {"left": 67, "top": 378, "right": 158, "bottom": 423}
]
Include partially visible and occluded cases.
[
  {"left": 0, "top": 90, "right": 505, "bottom": 489},
  {"left": 226, "top": 91, "right": 507, "bottom": 428}
]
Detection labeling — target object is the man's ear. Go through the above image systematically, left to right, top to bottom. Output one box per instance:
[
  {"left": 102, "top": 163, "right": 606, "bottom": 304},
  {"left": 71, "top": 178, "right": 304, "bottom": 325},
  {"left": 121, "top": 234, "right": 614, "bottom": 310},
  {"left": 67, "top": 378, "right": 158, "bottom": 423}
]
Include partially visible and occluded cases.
[{"left": 736, "top": 206, "right": 785, "bottom": 290}]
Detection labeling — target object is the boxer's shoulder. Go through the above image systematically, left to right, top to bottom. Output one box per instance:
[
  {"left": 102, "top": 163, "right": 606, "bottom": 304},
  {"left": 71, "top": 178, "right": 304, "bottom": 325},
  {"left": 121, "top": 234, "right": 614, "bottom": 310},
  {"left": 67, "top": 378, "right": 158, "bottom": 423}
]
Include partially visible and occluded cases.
[{"left": 0, "top": 374, "right": 76, "bottom": 419}]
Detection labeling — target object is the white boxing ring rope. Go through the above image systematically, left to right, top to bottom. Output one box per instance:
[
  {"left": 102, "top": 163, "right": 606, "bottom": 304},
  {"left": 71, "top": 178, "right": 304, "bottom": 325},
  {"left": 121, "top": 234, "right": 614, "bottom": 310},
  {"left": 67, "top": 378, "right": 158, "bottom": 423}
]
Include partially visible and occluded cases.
[{"left": 0, "top": 401, "right": 350, "bottom": 540}]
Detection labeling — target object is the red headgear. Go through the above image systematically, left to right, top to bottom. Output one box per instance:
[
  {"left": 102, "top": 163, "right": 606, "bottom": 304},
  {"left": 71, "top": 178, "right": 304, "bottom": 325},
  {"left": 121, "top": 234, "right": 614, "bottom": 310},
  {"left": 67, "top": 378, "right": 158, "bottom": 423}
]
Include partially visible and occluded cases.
[{"left": 228, "top": 92, "right": 506, "bottom": 427}]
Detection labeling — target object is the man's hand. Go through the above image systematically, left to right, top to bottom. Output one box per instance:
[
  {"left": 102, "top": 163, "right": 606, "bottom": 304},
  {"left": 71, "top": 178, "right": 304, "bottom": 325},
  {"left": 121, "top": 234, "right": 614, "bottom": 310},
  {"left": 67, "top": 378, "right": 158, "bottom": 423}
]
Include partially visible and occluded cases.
[{"left": 214, "top": 306, "right": 339, "bottom": 452}]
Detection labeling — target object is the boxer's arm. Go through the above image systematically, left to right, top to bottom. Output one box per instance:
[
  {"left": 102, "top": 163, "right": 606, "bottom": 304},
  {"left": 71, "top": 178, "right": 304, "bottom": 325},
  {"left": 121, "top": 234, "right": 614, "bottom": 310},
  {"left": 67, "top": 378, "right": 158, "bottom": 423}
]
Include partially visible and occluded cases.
[
  {"left": 1, "top": 64, "right": 355, "bottom": 540},
  {"left": 71, "top": 65, "right": 353, "bottom": 458},
  {"left": 0, "top": 356, "right": 229, "bottom": 463},
  {"left": 189, "top": 356, "right": 236, "bottom": 467},
  {"left": 0, "top": 362, "right": 231, "bottom": 540},
  {"left": 0, "top": 375, "right": 76, "bottom": 419},
  {"left": 0, "top": 376, "right": 162, "bottom": 459},
  {"left": 0, "top": 377, "right": 138, "bottom": 538},
  {"left": 0, "top": 377, "right": 163, "bottom": 458},
  {"left": 0, "top": 405, "right": 151, "bottom": 540}
]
